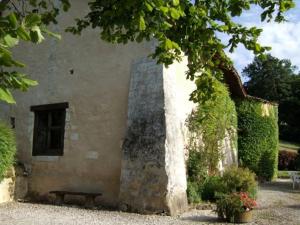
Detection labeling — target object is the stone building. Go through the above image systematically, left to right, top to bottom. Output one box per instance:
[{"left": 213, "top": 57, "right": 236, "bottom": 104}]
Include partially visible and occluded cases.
[{"left": 0, "top": 0, "right": 245, "bottom": 215}]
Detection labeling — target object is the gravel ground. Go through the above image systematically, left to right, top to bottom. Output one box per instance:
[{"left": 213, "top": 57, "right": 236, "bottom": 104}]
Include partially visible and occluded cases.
[
  {"left": 0, "top": 179, "right": 299, "bottom": 225},
  {"left": 253, "top": 179, "right": 300, "bottom": 225}
]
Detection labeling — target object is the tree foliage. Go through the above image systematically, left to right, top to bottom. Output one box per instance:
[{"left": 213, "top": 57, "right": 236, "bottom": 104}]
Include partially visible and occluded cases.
[
  {"left": 0, "top": 0, "right": 296, "bottom": 103},
  {"left": 0, "top": 0, "right": 70, "bottom": 103},
  {"left": 68, "top": 0, "right": 295, "bottom": 102},
  {"left": 243, "top": 55, "right": 300, "bottom": 142}
]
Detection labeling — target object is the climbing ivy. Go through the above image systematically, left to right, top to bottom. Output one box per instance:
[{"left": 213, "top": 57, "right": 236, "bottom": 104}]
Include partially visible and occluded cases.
[
  {"left": 186, "top": 75, "right": 237, "bottom": 203},
  {"left": 236, "top": 99, "right": 278, "bottom": 181}
]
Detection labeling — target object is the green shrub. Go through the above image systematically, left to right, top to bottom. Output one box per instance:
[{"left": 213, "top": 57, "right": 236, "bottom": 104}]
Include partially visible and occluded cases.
[
  {"left": 236, "top": 99, "right": 279, "bottom": 181},
  {"left": 0, "top": 122, "right": 16, "bottom": 180},
  {"left": 186, "top": 150, "right": 207, "bottom": 204},
  {"left": 187, "top": 150, "right": 207, "bottom": 184},
  {"left": 258, "top": 150, "right": 276, "bottom": 180},
  {"left": 221, "top": 166, "right": 258, "bottom": 198},
  {"left": 201, "top": 176, "right": 225, "bottom": 202},
  {"left": 187, "top": 181, "right": 202, "bottom": 204},
  {"left": 216, "top": 192, "right": 257, "bottom": 223},
  {"left": 216, "top": 193, "right": 242, "bottom": 222}
]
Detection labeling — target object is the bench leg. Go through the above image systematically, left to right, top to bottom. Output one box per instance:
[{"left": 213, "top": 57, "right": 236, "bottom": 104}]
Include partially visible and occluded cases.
[
  {"left": 293, "top": 181, "right": 295, "bottom": 190},
  {"left": 54, "top": 194, "right": 64, "bottom": 205},
  {"left": 84, "top": 196, "right": 95, "bottom": 208}
]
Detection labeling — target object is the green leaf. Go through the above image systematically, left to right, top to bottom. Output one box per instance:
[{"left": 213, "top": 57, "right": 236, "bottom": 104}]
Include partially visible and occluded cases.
[
  {"left": 172, "top": 0, "right": 180, "bottom": 6},
  {"left": 145, "top": 2, "right": 153, "bottom": 12},
  {"left": 159, "top": 6, "right": 169, "bottom": 14},
  {"left": 170, "top": 8, "right": 181, "bottom": 19},
  {"left": 8, "top": 13, "right": 18, "bottom": 28},
  {"left": 25, "top": 13, "right": 41, "bottom": 28},
  {"left": 139, "top": 16, "right": 146, "bottom": 31},
  {"left": 162, "top": 21, "right": 172, "bottom": 29},
  {"left": 218, "top": 25, "right": 229, "bottom": 31},
  {"left": 30, "top": 26, "right": 45, "bottom": 43},
  {"left": 16, "top": 27, "right": 31, "bottom": 41},
  {"left": 42, "top": 28, "right": 62, "bottom": 40},
  {"left": 3, "top": 35, "right": 19, "bottom": 48},
  {"left": 165, "top": 39, "right": 173, "bottom": 50},
  {"left": 254, "top": 43, "right": 261, "bottom": 52},
  {"left": 21, "top": 78, "right": 38, "bottom": 86},
  {"left": 0, "top": 88, "right": 16, "bottom": 104}
]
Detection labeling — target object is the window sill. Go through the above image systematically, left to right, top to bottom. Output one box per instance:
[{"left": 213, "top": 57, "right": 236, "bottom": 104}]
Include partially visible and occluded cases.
[{"left": 32, "top": 156, "right": 60, "bottom": 162}]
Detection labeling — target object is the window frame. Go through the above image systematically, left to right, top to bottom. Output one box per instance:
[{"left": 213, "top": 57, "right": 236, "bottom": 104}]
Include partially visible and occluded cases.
[{"left": 31, "top": 102, "right": 68, "bottom": 156}]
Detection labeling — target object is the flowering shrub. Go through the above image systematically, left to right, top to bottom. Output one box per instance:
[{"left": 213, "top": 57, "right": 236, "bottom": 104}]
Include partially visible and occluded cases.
[
  {"left": 216, "top": 192, "right": 257, "bottom": 222},
  {"left": 237, "top": 192, "right": 257, "bottom": 211}
]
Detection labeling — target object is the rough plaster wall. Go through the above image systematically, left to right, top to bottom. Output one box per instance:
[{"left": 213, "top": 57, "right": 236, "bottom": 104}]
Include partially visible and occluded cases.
[
  {"left": 1, "top": 0, "right": 153, "bottom": 207},
  {"left": 120, "top": 57, "right": 195, "bottom": 215},
  {"left": 163, "top": 57, "right": 195, "bottom": 215},
  {"left": 119, "top": 58, "right": 169, "bottom": 214},
  {"left": 0, "top": 103, "right": 9, "bottom": 123},
  {"left": 219, "top": 131, "right": 238, "bottom": 172},
  {"left": 0, "top": 168, "right": 15, "bottom": 204},
  {"left": 0, "top": 178, "right": 14, "bottom": 203}
]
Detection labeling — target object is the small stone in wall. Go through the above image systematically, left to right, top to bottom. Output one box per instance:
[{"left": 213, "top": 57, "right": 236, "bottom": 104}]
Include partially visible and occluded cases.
[
  {"left": 70, "top": 133, "right": 79, "bottom": 141},
  {"left": 85, "top": 151, "right": 99, "bottom": 160}
]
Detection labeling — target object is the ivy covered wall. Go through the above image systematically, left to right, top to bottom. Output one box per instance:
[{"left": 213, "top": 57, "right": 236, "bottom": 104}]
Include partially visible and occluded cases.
[
  {"left": 186, "top": 77, "right": 238, "bottom": 203},
  {"left": 236, "top": 98, "right": 279, "bottom": 181}
]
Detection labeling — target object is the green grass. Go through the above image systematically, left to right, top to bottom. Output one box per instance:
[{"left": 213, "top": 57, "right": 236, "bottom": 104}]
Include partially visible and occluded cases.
[
  {"left": 279, "top": 140, "right": 300, "bottom": 152},
  {"left": 277, "top": 170, "right": 290, "bottom": 179},
  {"left": 278, "top": 170, "right": 300, "bottom": 179}
]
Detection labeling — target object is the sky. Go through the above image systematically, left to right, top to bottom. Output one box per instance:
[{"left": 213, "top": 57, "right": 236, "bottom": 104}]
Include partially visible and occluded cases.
[{"left": 224, "top": 4, "right": 300, "bottom": 77}]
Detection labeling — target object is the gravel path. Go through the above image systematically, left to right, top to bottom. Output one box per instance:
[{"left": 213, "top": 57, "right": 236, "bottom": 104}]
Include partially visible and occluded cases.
[
  {"left": 0, "top": 179, "right": 299, "bottom": 225},
  {"left": 254, "top": 179, "right": 300, "bottom": 225}
]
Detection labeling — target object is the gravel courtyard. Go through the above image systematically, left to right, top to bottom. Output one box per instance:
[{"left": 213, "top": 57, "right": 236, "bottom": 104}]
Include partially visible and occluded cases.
[{"left": 0, "top": 179, "right": 299, "bottom": 225}]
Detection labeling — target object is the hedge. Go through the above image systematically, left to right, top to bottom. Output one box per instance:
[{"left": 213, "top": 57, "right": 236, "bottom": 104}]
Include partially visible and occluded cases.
[
  {"left": 236, "top": 99, "right": 279, "bottom": 181},
  {"left": 0, "top": 122, "right": 16, "bottom": 180}
]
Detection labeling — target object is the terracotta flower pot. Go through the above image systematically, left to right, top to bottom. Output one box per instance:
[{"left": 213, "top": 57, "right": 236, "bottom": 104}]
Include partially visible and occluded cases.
[{"left": 234, "top": 210, "right": 253, "bottom": 223}]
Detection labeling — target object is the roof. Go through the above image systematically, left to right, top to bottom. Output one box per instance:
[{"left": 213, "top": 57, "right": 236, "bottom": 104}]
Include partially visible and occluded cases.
[
  {"left": 220, "top": 64, "right": 278, "bottom": 106},
  {"left": 221, "top": 65, "right": 247, "bottom": 98}
]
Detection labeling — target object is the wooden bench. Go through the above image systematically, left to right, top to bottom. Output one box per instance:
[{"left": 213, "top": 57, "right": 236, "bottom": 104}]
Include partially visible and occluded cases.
[{"left": 49, "top": 191, "right": 102, "bottom": 208}]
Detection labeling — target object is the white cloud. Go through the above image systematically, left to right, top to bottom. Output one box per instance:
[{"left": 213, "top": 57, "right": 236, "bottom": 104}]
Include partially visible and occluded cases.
[
  {"left": 225, "top": 5, "right": 300, "bottom": 75},
  {"left": 259, "top": 22, "right": 300, "bottom": 68}
]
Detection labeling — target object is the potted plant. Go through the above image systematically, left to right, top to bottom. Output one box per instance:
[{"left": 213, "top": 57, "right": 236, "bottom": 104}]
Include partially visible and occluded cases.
[{"left": 216, "top": 192, "right": 257, "bottom": 223}]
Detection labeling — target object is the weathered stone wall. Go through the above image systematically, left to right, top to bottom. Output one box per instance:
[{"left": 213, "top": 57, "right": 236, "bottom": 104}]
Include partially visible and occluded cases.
[
  {"left": 0, "top": 0, "right": 237, "bottom": 213},
  {"left": 119, "top": 57, "right": 195, "bottom": 215},
  {"left": 119, "top": 58, "right": 168, "bottom": 214},
  {"left": 163, "top": 58, "right": 195, "bottom": 215},
  {"left": 0, "top": 168, "right": 15, "bottom": 204}
]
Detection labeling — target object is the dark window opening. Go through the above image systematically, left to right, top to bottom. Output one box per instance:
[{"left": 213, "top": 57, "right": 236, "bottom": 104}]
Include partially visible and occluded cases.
[
  {"left": 31, "top": 103, "right": 68, "bottom": 156},
  {"left": 10, "top": 117, "right": 15, "bottom": 129}
]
